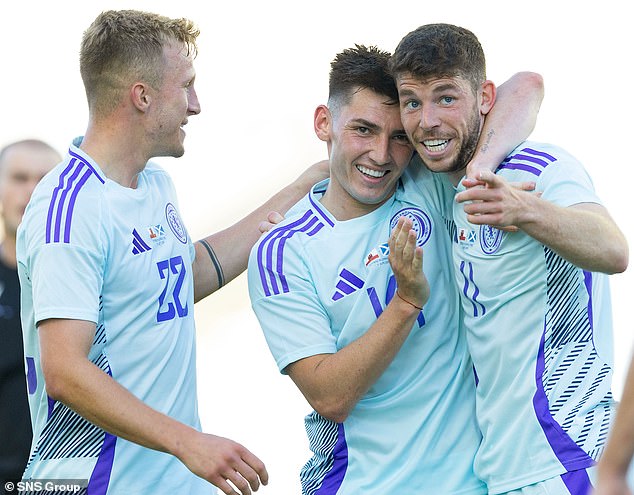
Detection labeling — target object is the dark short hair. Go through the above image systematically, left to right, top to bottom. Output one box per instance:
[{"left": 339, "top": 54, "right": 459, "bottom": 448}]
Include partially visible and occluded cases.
[
  {"left": 389, "top": 23, "right": 486, "bottom": 92},
  {"left": 328, "top": 44, "right": 398, "bottom": 110}
]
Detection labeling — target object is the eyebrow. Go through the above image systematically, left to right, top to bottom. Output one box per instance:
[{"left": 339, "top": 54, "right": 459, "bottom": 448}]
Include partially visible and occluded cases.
[
  {"left": 398, "top": 82, "right": 461, "bottom": 97},
  {"left": 432, "top": 82, "right": 461, "bottom": 93},
  {"left": 348, "top": 118, "right": 381, "bottom": 131},
  {"left": 350, "top": 118, "right": 406, "bottom": 137}
]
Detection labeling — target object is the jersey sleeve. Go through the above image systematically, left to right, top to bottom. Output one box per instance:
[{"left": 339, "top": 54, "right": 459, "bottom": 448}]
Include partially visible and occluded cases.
[
  {"left": 532, "top": 144, "right": 602, "bottom": 207},
  {"left": 23, "top": 182, "right": 105, "bottom": 325},
  {"left": 248, "top": 230, "right": 336, "bottom": 374},
  {"left": 31, "top": 244, "right": 103, "bottom": 324}
]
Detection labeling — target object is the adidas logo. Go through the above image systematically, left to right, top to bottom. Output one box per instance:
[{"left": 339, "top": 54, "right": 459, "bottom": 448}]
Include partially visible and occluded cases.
[
  {"left": 132, "top": 228, "right": 152, "bottom": 255},
  {"left": 331, "top": 268, "right": 364, "bottom": 301}
]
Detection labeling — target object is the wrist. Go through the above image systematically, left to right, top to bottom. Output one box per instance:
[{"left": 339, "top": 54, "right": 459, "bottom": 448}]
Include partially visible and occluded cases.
[
  {"left": 395, "top": 290, "right": 423, "bottom": 311},
  {"left": 164, "top": 420, "right": 198, "bottom": 460}
]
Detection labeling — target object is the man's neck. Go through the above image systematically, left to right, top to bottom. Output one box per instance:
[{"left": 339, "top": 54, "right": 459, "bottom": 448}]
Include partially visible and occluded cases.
[
  {"left": 81, "top": 121, "right": 147, "bottom": 188},
  {"left": 320, "top": 187, "right": 394, "bottom": 222}
]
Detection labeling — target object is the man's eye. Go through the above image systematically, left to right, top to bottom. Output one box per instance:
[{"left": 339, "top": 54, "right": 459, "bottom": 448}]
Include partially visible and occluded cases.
[
  {"left": 440, "top": 96, "right": 454, "bottom": 105},
  {"left": 405, "top": 100, "right": 420, "bottom": 110},
  {"left": 357, "top": 127, "right": 370, "bottom": 134}
]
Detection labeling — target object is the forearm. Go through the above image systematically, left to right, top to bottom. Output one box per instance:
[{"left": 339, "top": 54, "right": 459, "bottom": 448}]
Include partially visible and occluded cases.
[
  {"left": 468, "top": 72, "right": 544, "bottom": 177},
  {"left": 193, "top": 161, "right": 328, "bottom": 301},
  {"left": 517, "top": 199, "right": 628, "bottom": 273},
  {"left": 288, "top": 296, "right": 421, "bottom": 423},
  {"left": 40, "top": 319, "right": 195, "bottom": 459},
  {"left": 45, "top": 353, "right": 194, "bottom": 458},
  {"left": 597, "top": 353, "right": 634, "bottom": 486}
]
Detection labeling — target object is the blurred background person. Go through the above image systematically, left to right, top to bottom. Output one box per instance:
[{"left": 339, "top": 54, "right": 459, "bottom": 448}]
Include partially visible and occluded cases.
[{"left": 0, "top": 139, "right": 60, "bottom": 493}]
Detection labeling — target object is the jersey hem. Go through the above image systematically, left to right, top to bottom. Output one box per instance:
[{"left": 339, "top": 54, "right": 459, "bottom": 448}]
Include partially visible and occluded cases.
[
  {"left": 35, "top": 309, "right": 98, "bottom": 325},
  {"left": 278, "top": 345, "right": 337, "bottom": 374},
  {"left": 485, "top": 457, "right": 596, "bottom": 494}
]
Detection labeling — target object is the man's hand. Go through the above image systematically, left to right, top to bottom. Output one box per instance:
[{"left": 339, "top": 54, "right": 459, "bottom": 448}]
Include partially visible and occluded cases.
[
  {"left": 457, "top": 170, "right": 537, "bottom": 231},
  {"left": 258, "top": 211, "right": 284, "bottom": 233},
  {"left": 388, "top": 217, "right": 429, "bottom": 311},
  {"left": 178, "top": 431, "right": 268, "bottom": 495}
]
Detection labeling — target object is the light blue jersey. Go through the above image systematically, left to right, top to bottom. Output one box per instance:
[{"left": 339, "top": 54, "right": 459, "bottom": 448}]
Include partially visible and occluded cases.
[
  {"left": 452, "top": 141, "right": 616, "bottom": 494},
  {"left": 17, "top": 142, "right": 213, "bottom": 494},
  {"left": 248, "top": 166, "right": 485, "bottom": 495}
]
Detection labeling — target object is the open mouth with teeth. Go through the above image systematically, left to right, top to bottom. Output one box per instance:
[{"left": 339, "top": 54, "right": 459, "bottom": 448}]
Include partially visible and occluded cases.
[
  {"left": 423, "top": 139, "right": 449, "bottom": 152},
  {"left": 357, "top": 164, "right": 388, "bottom": 178},
  {"left": 357, "top": 165, "right": 389, "bottom": 179}
]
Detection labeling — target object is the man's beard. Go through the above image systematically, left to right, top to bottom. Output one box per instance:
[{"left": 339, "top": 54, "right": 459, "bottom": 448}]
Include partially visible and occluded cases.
[{"left": 419, "top": 108, "right": 482, "bottom": 175}]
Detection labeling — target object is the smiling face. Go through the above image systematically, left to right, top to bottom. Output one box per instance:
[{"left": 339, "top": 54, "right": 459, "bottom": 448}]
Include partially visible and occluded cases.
[
  {"left": 147, "top": 42, "right": 201, "bottom": 158},
  {"left": 396, "top": 73, "right": 486, "bottom": 182},
  {"left": 316, "top": 87, "right": 414, "bottom": 220}
]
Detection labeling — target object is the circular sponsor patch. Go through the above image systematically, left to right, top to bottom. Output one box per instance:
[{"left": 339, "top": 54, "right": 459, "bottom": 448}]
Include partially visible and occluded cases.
[
  {"left": 165, "top": 203, "right": 187, "bottom": 244},
  {"left": 389, "top": 208, "right": 432, "bottom": 247},
  {"left": 479, "top": 224, "right": 503, "bottom": 254}
]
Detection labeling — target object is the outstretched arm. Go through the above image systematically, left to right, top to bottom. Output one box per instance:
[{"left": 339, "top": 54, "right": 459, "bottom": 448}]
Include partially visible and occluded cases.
[
  {"left": 467, "top": 71, "right": 544, "bottom": 178},
  {"left": 192, "top": 160, "right": 328, "bottom": 302},
  {"left": 456, "top": 171, "right": 628, "bottom": 274},
  {"left": 286, "top": 217, "right": 429, "bottom": 423},
  {"left": 39, "top": 318, "right": 267, "bottom": 494},
  {"left": 593, "top": 351, "right": 634, "bottom": 495}
]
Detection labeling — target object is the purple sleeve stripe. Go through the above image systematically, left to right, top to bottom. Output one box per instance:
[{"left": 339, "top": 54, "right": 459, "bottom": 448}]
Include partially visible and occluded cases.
[
  {"left": 498, "top": 146, "right": 558, "bottom": 177},
  {"left": 521, "top": 147, "right": 557, "bottom": 162},
  {"left": 69, "top": 148, "right": 105, "bottom": 183},
  {"left": 511, "top": 153, "right": 550, "bottom": 167},
  {"left": 46, "top": 158, "right": 101, "bottom": 244},
  {"left": 46, "top": 159, "right": 79, "bottom": 243},
  {"left": 498, "top": 162, "right": 544, "bottom": 177},
  {"left": 52, "top": 165, "right": 83, "bottom": 242},
  {"left": 63, "top": 169, "right": 92, "bottom": 243},
  {"left": 256, "top": 210, "right": 325, "bottom": 296},
  {"left": 306, "top": 222, "right": 324, "bottom": 237}
]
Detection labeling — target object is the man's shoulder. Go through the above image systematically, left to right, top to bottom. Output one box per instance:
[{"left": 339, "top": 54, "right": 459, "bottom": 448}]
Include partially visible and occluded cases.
[
  {"left": 500, "top": 141, "right": 584, "bottom": 180},
  {"left": 504, "top": 141, "right": 573, "bottom": 167},
  {"left": 254, "top": 198, "right": 322, "bottom": 252}
]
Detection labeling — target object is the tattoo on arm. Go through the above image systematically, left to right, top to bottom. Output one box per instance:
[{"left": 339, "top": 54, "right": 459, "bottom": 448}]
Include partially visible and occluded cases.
[
  {"left": 479, "top": 129, "right": 495, "bottom": 154},
  {"left": 198, "top": 239, "right": 225, "bottom": 290}
]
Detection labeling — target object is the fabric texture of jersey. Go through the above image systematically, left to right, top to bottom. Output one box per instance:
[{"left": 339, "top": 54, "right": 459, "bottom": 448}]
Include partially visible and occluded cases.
[
  {"left": 452, "top": 141, "right": 615, "bottom": 494},
  {"left": 17, "top": 142, "right": 213, "bottom": 494},
  {"left": 248, "top": 163, "right": 485, "bottom": 495},
  {"left": 0, "top": 256, "right": 32, "bottom": 485},
  {"left": 499, "top": 467, "right": 597, "bottom": 495}
]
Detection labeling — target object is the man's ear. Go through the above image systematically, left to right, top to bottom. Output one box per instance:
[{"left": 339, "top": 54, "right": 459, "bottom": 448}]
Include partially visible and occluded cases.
[
  {"left": 480, "top": 80, "right": 496, "bottom": 116},
  {"left": 131, "top": 82, "right": 151, "bottom": 112},
  {"left": 314, "top": 105, "right": 331, "bottom": 142}
]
